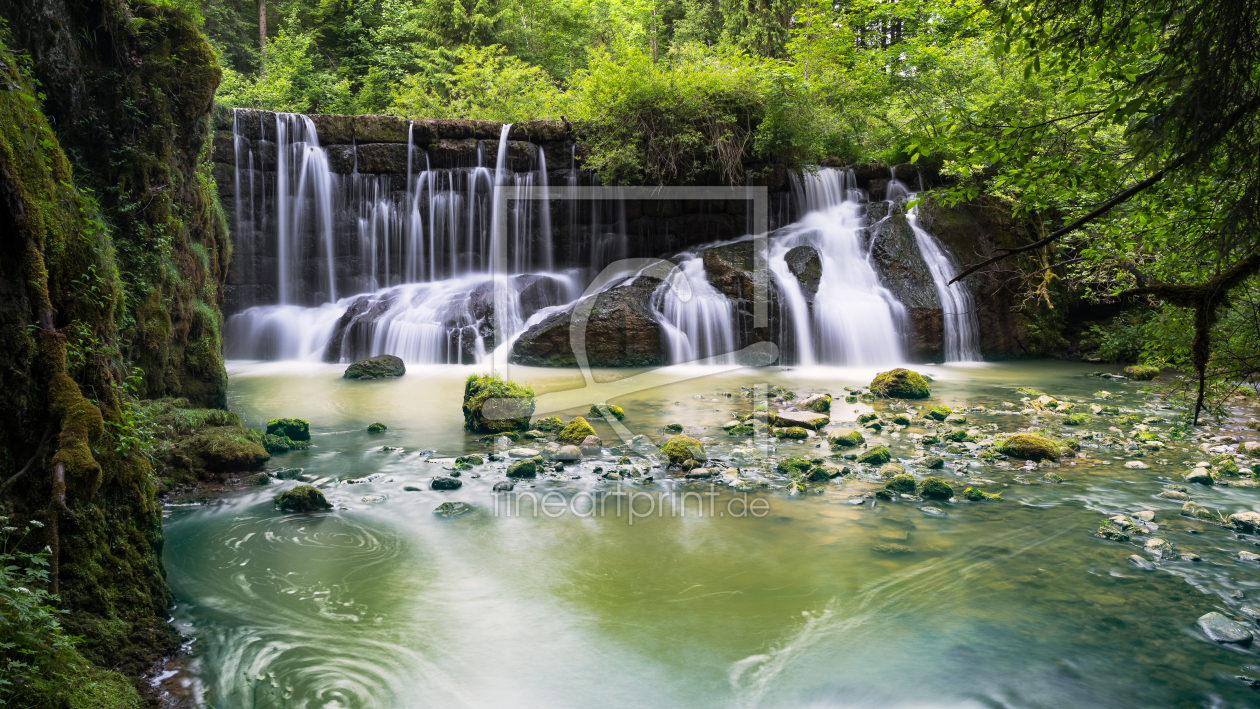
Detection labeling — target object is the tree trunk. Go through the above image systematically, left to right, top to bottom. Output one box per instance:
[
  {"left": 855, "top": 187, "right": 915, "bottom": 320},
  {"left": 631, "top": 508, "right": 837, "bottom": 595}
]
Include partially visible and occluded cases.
[{"left": 259, "top": 0, "right": 268, "bottom": 78}]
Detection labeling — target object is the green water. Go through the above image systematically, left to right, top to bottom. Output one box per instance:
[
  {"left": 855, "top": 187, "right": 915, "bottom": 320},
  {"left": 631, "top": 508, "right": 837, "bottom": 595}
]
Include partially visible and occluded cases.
[{"left": 164, "top": 360, "right": 1260, "bottom": 708}]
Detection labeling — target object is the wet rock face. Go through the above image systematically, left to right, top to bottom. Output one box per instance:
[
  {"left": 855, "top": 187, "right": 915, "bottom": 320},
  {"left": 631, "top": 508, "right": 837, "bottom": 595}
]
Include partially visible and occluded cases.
[
  {"left": 864, "top": 203, "right": 943, "bottom": 360},
  {"left": 785, "top": 245, "right": 822, "bottom": 300},
  {"left": 511, "top": 277, "right": 667, "bottom": 367},
  {"left": 344, "top": 354, "right": 406, "bottom": 379}
]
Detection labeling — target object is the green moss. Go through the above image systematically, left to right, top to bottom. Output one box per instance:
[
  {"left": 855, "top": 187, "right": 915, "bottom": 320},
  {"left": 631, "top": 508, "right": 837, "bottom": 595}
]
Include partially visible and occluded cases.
[
  {"left": 344, "top": 354, "right": 407, "bottom": 380},
  {"left": 1123, "top": 364, "right": 1160, "bottom": 380},
  {"left": 870, "top": 369, "right": 931, "bottom": 399},
  {"left": 462, "top": 374, "right": 536, "bottom": 433},
  {"left": 1015, "top": 387, "right": 1042, "bottom": 397},
  {"left": 589, "top": 403, "right": 626, "bottom": 420},
  {"left": 926, "top": 404, "right": 952, "bottom": 421},
  {"left": 857, "top": 413, "right": 878, "bottom": 424},
  {"left": 1065, "top": 413, "right": 1088, "bottom": 425},
  {"left": 892, "top": 414, "right": 911, "bottom": 425},
  {"left": 534, "top": 416, "right": 564, "bottom": 431},
  {"left": 557, "top": 417, "right": 597, "bottom": 444},
  {"left": 266, "top": 418, "right": 311, "bottom": 441},
  {"left": 367, "top": 422, "right": 388, "bottom": 433},
  {"left": 663, "top": 423, "right": 684, "bottom": 433},
  {"left": 728, "top": 424, "right": 755, "bottom": 436},
  {"left": 779, "top": 426, "right": 809, "bottom": 439},
  {"left": 944, "top": 429, "right": 973, "bottom": 443},
  {"left": 829, "top": 430, "right": 864, "bottom": 448},
  {"left": 263, "top": 433, "right": 308, "bottom": 454},
  {"left": 999, "top": 433, "right": 1061, "bottom": 461},
  {"left": 661, "top": 435, "right": 707, "bottom": 465},
  {"left": 858, "top": 446, "right": 891, "bottom": 465},
  {"left": 456, "top": 455, "right": 484, "bottom": 465},
  {"left": 923, "top": 456, "right": 944, "bottom": 469},
  {"left": 776, "top": 457, "right": 813, "bottom": 478},
  {"left": 507, "top": 460, "right": 538, "bottom": 477},
  {"left": 885, "top": 473, "right": 916, "bottom": 494},
  {"left": 919, "top": 477, "right": 954, "bottom": 499},
  {"left": 274, "top": 485, "right": 332, "bottom": 511},
  {"left": 962, "top": 487, "right": 1001, "bottom": 501}
]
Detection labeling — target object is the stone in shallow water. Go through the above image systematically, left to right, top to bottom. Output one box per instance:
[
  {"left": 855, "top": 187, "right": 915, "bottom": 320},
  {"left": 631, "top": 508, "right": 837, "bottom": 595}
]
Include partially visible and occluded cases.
[
  {"left": 344, "top": 354, "right": 406, "bottom": 380},
  {"left": 554, "top": 445, "right": 582, "bottom": 462},
  {"left": 507, "top": 447, "right": 541, "bottom": 458},
  {"left": 431, "top": 476, "right": 462, "bottom": 490},
  {"left": 492, "top": 480, "right": 515, "bottom": 492},
  {"left": 434, "top": 501, "right": 474, "bottom": 517},
  {"left": 919, "top": 506, "right": 945, "bottom": 516},
  {"left": 1229, "top": 511, "right": 1260, "bottom": 532},
  {"left": 1144, "top": 538, "right": 1173, "bottom": 559},
  {"left": 1240, "top": 551, "right": 1260, "bottom": 563},
  {"left": 1128, "top": 555, "right": 1154, "bottom": 570},
  {"left": 1197, "top": 612, "right": 1253, "bottom": 645}
]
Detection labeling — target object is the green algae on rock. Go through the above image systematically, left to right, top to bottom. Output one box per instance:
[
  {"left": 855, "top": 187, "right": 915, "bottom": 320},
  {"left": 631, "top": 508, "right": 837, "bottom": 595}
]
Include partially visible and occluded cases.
[
  {"left": 344, "top": 354, "right": 406, "bottom": 379},
  {"left": 1124, "top": 364, "right": 1160, "bottom": 380},
  {"left": 870, "top": 369, "right": 931, "bottom": 399},
  {"left": 462, "top": 374, "right": 536, "bottom": 433},
  {"left": 589, "top": 403, "right": 626, "bottom": 420},
  {"left": 927, "top": 404, "right": 952, "bottom": 421},
  {"left": 534, "top": 415, "right": 564, "bottom": 431},
  {"left": 557, "top": 417, "right": 597, "bottom": 444},
  {"left": 267, "top": 418, "right": 311, "bottom": 441},
  {"left": 367, "top": 422, "right": 388, "bottom": 433},
  {"left": 829, "top": 430, "right": 865, "bottom": 448},
  {"left": 999, "top": 433, "right": 1061, "bottom": 461},
  {"left": 661, "top": 435, "right": 707, "bottom": 466},
  {"left": 858, "top": 446, "right": 891, "bottom": 465},
  {"left": 507, "top": 460, "right": 538, "bottom": 477},
  {"left": 886, "top": 473, "right": 917, "bottom": 494},
  {"left": 919, "top": 477, "right": 954, "bottom": 500},
  {"left": 274, "top": 485, "right": 333, "bottom": 512}
]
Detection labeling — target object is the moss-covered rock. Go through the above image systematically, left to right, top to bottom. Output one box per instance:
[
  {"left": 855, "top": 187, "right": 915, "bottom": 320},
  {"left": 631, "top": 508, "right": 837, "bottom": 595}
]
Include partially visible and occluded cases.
[
  {"left": 344, "top": 354, "right": 406, "bottom": 379},
  {"left": 1124, "top": 364, "right": 1160, "bottom": 380},
  {"left": 870, "top": 369, "right": 931, "bottom": 399},
  {"left": 462, "top": 374, "right": 536, "bottom": 433},
  {"left": 799, "top": 393, "right": 831, "bottom": 413},
  {"left": 589, "top": 403, "right": 626, "bottom": 420},
  {"left": 926, "top": 405, "right": 952, "bottom": 421},
  {"left": 1064, "top": 413, "right": 1088, "bottom": 425},
  {"left": 892, "top": 414, "right": 911, "bottom": 426},
  {"left": 534, "top": 415, "right": 564, "bottom": 431},
  {"left": 557, "top": 416, "right": 597, "bottom": 444},
  {"left": 266, "top": 418, "right": 311, "bottom": 441},
  {"left": 367, "top": 422, "right": 388, "bottom": 433},
  {"left": 664, "top": 423, "right": 684, "bottom": 433},
  {"left": 174, "top": 427, "right": 270, "bottom": 475},
  {"left": 779, "top": 427, "right": 810, "bottom": 439},
  {"left": 828, "top": 430, "right": 865, "bottom": 448},
  {"left": 263, "top": 433, "right": 309, "bottom": 454},
  {"left": 999, "top": 433, "right": 1060, "bottom": 461},
  {"left": 661, "top": 435, "right": 707, "bottom": 465},
  {"left": 858, "top": 446, "right": 892, "bottom": 465},
  {"left": 455, "top": 454, "right": 484, "bottom": 465},
  {"left": 923, "top": 456, "right": 945, "bottom": 469},
  {"left": 776, "top": 458, "right": 813, "bottom": 478},
  {"left": 507, "top": 460, "right": 538, "bottom": 477},
  {"left": 246, "top": 472, "right": 271, "bottom": 486},
  {"left": 885, "top": 473, "right": 917, "bottom": 494},
  {"left": 919, "top": 477, "right": 954, "bottom": 500},
  {"left": 275, "top": 485, "right": 333, "bottom": 511},
  {"left": 962, "top": 487, "right": 1001, "bottom": 501},
  {"left": 434, "top": 501, "right": 474, "bottom": 517},
  {"left": 1182, "top": 501, "right": 1220, "bottom": 521}
]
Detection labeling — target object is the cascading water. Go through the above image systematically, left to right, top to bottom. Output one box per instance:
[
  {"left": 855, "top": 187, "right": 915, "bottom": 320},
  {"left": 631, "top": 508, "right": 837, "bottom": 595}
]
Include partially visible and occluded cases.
[
  {"left": 225, "top": 115, "right": 981, "bottom": 367},
  {"left": 770, "top": 169, "right": 907, "bottom": 365},
  {"left": 886, "top": 174, "right": 981, "bottom": 361},
  {"left": 653, "top": 257, "right": 738, "bottom": 364}
]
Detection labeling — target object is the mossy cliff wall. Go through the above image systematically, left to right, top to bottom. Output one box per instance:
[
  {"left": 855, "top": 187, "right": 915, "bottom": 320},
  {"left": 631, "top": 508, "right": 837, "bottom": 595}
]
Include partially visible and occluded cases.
[{"left": 0, "top": 0, "right": 230, "bottom": 700}]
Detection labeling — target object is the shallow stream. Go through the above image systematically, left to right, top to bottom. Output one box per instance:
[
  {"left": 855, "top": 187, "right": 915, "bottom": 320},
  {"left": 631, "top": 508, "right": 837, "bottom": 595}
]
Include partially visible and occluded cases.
[{"left": 164, "top": 360, "right": 1260, "bottom": 708}]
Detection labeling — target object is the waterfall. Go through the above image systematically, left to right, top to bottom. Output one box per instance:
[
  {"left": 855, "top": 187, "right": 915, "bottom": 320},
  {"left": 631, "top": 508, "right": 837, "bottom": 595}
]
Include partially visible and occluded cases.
[
  {"left": 771, "top": 169, "right": 907, "bottom": 365},
  {"left": 887, "top": 171, "right": 981, "bottom": 362},
  {"left": 907, "top": 208, "right": 980, "bottom": 361},
  {"left": 653, "top": 256, "right": 738, "bottom": 364}
]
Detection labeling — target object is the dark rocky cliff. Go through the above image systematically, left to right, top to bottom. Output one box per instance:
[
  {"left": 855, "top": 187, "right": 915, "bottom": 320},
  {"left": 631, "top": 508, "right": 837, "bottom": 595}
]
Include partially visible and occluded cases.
[{"left": 0, "top": 0, "right": 230, "bottom": 702}]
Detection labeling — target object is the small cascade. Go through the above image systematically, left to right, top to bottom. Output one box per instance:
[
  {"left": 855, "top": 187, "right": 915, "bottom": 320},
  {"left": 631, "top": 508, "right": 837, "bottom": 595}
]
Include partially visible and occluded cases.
[
  {"left": 770, "top": 169, "right": 907, "bottom": 365},
  {"left": 887, "top": 171, "right": 981, "bottom": 362},
  {"left": 653, "top": 256, "right": 738, "bottom": 364}
]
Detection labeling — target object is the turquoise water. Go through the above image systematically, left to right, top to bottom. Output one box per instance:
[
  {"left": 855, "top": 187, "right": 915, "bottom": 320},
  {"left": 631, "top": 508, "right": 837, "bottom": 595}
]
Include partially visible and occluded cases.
[{"left": 162, "top": 360, "right": 1260, "bottom": 707}]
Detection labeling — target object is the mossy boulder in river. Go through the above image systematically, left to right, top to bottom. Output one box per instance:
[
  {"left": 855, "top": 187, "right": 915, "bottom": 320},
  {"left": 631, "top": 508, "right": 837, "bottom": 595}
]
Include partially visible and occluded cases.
[
  {"left": 344, "top": 354, "right": 406, "bottom": 379},
  {"left": 1124, "top": 364, "right": 1160, "bottom": 380},
  {"left": 870, "top": 369, "right": 931, "bottom": 399},
  {"left": 462, "top": 374, "right": 536, "bottom": 433},
  {"left": 589, "top": 403, "right": 626, "bottom": 420},
  {"left": 926, "top": 404, "right": 952, "bottom": 421},
  {"left": 772, "top": 410, "right": 830, "bottom": 430},
  {"left": 534, "top": 415, "right": 564, "bottom": 431},
  {"left": 557, "top": 416, "right": 597, "bottom": 444},
  {"left": 267, "top": 418, "right": 311, "bottom": 441},
  {"left": 367, "top": 422, "right": 388, "bottom": 433},
  {"left": 175, "top": 427, "right": 270, "bottom": 476},
  {"left": 779, "top": 427, "right": 810, "bottom": 439},
  {"left": 829, "top": 430, "right": 864, "bottom": 448},
  {"left": 999, "top": 433, "right": 1060, "bottom": 461},
  {"left": 661, "top": 435, "right": 707, "bottom": 466},
  {"left": 858, "top": 446, "right": 891, "bottom": 465},
  {"left": 507, "top": 460, "right": 538, "bottom": 477},
  {"left": 885, "top": 474, "right": 917, "bottom": 494},
  {"left": 919, "top": 477, "right": 954, "bottom": 500},
  {"left": 274, "top": 485, "right": 332, "bottom": 512}
]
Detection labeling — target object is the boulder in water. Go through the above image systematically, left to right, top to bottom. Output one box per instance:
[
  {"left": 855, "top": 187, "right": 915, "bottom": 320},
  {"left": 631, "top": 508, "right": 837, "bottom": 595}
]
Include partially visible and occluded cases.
[
  {"left": 510, "top": 277, "right": 667, "bottom": 367},
  {"left": 344, "top": 354, "right": 406, "bottom": 380},
  {"left": 1124, "top": 364, "right": 1160, "bottom": 380},
  {"left": 870, "top": 369, "right": 931, "bottom": 399},
  {"left": 462, "top": 374, "right": 536, "bottom": 433},
  {"left": 798, "top": 393, "right": 831, "bottom": 413},
  {"left": 589, "top": 403, "right": 626, "bottom": 421},
  {"left": 926, "top": 404, "right": 951, "bottom": 421},
  {"left": 771, "top": 410, "right": 830, "bottom": 430},
  {"left": 534, "top": 416, "right": 563, "bottom": 431},
  {"left": 557, "top": 416, "right": 597, "bottom": 444},
  {"left": 267, "top": 418, "right": 311, "bottom": 441},
  {"left": 367, "top": 422, "right": 387, "bottom": 433},
  {"left": 177, "top": 427, "right": 271, "bottom": 475},
  {"left": 828, "top": 429, "right": 864, "bottom": 448},
  {"left": 999, "top": 433, "right": 1060, "bottom": 461},
  {"left": 579, "top": 435, "right": 603, "bottom": 455},
  {"left": 661, "top": 435, "right": 707, "bottom": 466},
  {"left": 555, "top": 445, "right": 582, "bottom": 462},
  {"left": 858, "top": 446, "right": 891, "bottom": 465},
  {"left": 507, "top": 460, "right": 538, "bottom": 478},
  {"left": 885, "top": 473, "right": 916, "bottom": 494},
  {"left": 431, "top": 476, "right": 463, "bottom": 490},
  {"left": 919, "top": 476, "right": 953, "bottom": 500},
  {"left": 274, "top": 485, "right": 332, "bottom": 512},
  {"left": 434, "top": 501, "right": 474, "bottom": 518},
  {"left": 1182, "top": 501, "right": 1219, "bottom": 521},
  {"left": 1229, "top": 511, "right": 1260, "bottom": 531},
  {"left": 1197, "top": 612, "right": 1253, "bottom": 645}
]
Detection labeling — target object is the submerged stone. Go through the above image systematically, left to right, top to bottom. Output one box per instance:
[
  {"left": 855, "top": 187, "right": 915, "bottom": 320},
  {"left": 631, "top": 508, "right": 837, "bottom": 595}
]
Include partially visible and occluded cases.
[
  {"left": 344, "top": 354, "right": 406, "bottom": 379},
  {"left": 434, "top": 501, "right": 474, "bottom": 518},
  {"left": 1197, "top": 612, "right": 1253, "bottom": 645}
]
